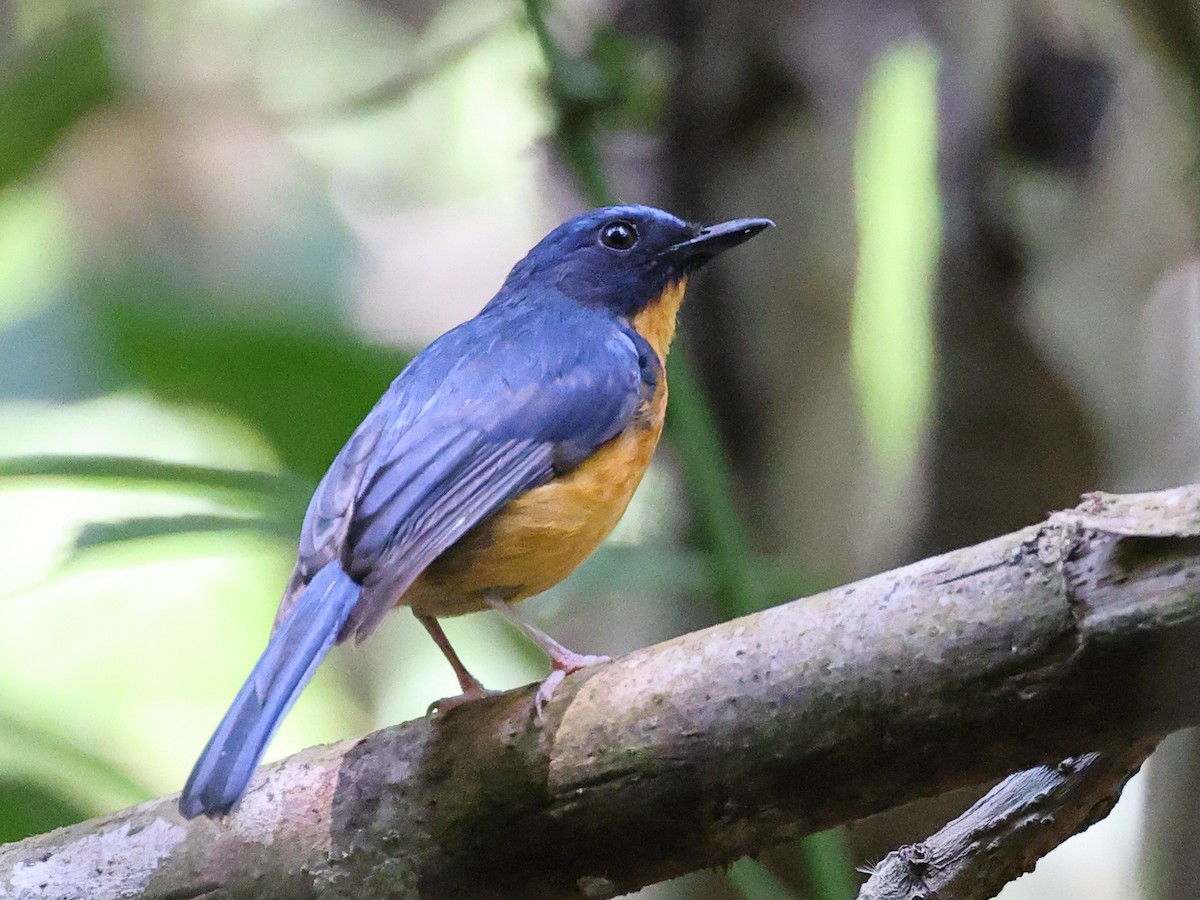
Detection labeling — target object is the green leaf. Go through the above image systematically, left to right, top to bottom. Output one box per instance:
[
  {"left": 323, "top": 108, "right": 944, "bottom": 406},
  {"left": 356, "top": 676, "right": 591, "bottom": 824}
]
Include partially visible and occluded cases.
[
  {"left": 0, "top": 17, "right": 118, "bottom": 191},
  {"left": 83, "top": 268, "right": 412, "bottom": 481},
  {"left": 664, "top": 348, "right": 760, "bottom": 618},
  {"left": 0, "top": 454, "right": 310, "bottom": 510},
  {"left": 73, "top": 513, "right": 297, "bottom": 554},
  {"left": 0, "top": 712, "right": 153, "bottom": 825},
  {"left": 0, "top": 779, "right": 90, "bottom": 843},
  {"left": 800, "top": 829, "right": 859, "bottom": 900},
  {"left": 728, "top": 859, "right": 798, "bottom": 900}
]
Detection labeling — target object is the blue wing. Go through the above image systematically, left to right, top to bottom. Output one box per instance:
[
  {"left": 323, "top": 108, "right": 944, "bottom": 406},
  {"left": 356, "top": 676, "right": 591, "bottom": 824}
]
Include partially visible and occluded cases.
[
  {"left": 182, "top": 292, "right": 648, "bottom": 819},
  {"left": 278, "top": 292, "right": 647, "bottom": 642}
]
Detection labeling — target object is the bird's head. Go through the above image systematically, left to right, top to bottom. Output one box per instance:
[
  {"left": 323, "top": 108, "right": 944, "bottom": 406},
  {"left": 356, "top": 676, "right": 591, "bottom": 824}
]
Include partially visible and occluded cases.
[{"left": 495, "top": 205, "right": 773, "bottom": 320}]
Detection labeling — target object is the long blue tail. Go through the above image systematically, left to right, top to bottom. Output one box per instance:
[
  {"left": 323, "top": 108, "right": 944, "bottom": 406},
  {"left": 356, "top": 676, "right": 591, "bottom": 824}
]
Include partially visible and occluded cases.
[{"left": 178, "top": 562, "right": 360, "bottom": 819}]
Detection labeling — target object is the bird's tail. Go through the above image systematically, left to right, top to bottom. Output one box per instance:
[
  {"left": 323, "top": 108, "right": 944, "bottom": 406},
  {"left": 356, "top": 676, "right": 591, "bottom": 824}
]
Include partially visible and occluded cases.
[{"left": 178, "top": 562, "right": 359, "bottom": 820}]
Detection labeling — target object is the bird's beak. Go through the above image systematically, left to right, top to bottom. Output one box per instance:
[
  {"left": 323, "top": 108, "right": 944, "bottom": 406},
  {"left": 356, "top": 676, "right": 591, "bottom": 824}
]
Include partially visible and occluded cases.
[{"left": 662, "top": 217, "right": 775, "bottom": 268}]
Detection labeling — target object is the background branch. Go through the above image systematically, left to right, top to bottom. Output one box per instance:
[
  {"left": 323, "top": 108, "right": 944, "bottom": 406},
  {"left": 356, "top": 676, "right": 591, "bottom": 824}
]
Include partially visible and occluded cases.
[
  {"left": 2, "top": 486, "right": 1200, "bottom": 898},
  {"left": 859, "top": 742, "right": 1159, "bottom": 900}
]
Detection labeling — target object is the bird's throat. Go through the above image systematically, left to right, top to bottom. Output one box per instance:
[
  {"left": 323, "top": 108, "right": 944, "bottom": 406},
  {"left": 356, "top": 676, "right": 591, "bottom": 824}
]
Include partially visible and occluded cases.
[{"left": 631, "top": 277, "right": 687, "bottom": 363}]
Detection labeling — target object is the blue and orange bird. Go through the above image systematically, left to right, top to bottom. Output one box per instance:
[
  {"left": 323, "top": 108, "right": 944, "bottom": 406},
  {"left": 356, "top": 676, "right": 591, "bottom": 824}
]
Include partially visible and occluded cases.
[{"left": 178, "top": 205, "right": 773, "bottom": 819}]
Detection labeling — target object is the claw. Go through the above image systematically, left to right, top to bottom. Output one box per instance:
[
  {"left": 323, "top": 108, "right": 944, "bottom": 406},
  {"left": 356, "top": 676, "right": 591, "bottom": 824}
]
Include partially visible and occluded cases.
[
  {"left": 534, "top": 652, "right": 611, "bottom": 721},
  {"left": 534, "top": 670, "right": 566, "bottom": 720},
  {"left": 427, "top": 684, "right": 503, "bottom": 718}
]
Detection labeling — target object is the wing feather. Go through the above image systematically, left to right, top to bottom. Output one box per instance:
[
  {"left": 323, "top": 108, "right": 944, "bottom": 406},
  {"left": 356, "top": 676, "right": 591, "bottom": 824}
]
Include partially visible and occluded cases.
[{"left": 281, "top": 294, "right": 647, "bottom": 643}]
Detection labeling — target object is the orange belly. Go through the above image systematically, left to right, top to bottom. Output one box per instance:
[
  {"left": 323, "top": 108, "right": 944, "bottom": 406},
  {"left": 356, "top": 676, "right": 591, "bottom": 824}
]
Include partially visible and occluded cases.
[
  {"left": 402, "top": 278, "right": 684, "bottom": 618},
  {"left": 403, "top": 402, "right": 664, "bottom": 617}
]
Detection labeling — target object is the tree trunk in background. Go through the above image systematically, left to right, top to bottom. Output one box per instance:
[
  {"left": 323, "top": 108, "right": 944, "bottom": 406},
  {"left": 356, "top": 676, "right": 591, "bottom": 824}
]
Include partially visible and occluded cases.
[
  {"left": 625, "top": 0, "right": 1117, "bottom": 873},
  {"left": 1113, "top": 4, "right": 1200, "bottom": 896},
  {"left": 917, "top": 9, "right": 1119, "bottom": 556},
  {"left": 921, "top": 190, "right": 1094, "bottom": 557}
]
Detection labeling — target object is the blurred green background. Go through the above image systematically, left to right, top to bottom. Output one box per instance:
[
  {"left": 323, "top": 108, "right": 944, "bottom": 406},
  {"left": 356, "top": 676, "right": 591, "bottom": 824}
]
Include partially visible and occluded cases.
[{"left": 2, "top": 0, "right": 1199, "bottom": 898}]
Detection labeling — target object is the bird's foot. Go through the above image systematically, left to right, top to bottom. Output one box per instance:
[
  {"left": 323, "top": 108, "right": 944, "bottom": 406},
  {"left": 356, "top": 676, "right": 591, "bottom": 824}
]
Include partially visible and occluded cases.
[
  {"left": 535, "top": 652, "right": 611, "bottom": 720},
  {"left": 426, "top": 682, "right": 503, "bottom": 718}
]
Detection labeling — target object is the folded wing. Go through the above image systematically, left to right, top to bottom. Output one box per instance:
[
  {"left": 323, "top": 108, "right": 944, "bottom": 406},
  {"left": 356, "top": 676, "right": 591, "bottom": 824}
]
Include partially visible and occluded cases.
[{"left": 278, "top": 299, "right": 647, "bottom": 642}]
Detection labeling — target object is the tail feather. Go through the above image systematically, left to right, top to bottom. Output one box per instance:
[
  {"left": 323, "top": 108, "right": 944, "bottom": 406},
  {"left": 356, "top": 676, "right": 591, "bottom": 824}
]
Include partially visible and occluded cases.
[{"left": 178, "top": 562, "right": 360, "bottom": 819}]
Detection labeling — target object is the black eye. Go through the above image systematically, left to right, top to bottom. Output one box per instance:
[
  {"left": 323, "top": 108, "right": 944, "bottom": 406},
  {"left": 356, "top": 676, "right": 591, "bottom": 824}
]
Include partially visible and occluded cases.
[{"left": 599, "top": 220, "right": 638, "bottom": 251}]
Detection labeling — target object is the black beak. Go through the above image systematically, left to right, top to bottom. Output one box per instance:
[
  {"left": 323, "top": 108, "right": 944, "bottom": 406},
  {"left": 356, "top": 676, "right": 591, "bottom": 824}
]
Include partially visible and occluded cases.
[{"left": 662, "top": 217, "right": 775, "bottom": 268}]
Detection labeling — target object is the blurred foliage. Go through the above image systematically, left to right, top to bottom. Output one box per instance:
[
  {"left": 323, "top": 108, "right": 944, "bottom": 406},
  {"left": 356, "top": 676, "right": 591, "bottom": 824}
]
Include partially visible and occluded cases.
[
  {"left": 0, "top": 0, "right": 1022, "bottom": 896},
  {"left": 521, "top": 0, "right": 669, "bottom": 208},
  {"left": 1119, "top": 0, "right": 1200, "bottom": 119},
  {"left": 289, "top": 8, "right": 515, "bottom": 121},
  {"left": 0, "top": 17, "right": 116, "bottom": 192},
  {"left": 851, "top": 40, "right": 940, "bottom": 482},
  {"left": 83, "top": 266, "right": 411, "bottom": 482},
  {"left": 667, "top": 350, "right": 776, "bottom": 616},
  {"left": 0, "top": 454, "right": 308, "bottom": 501},
  {"left": 0, "top": 457, "right": 304, "bottom": 561},
  {"left": 0, "top": 781, "right": 88, "bottom": 845},
  {"left": 729, "top": 857, "right": 798, "bottom": 900}
]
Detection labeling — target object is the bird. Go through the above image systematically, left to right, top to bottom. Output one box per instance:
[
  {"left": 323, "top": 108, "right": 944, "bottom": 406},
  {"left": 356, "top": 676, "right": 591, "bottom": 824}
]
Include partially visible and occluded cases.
[{"left": 178, "top": 204, "right": 773, "bottom": 820}]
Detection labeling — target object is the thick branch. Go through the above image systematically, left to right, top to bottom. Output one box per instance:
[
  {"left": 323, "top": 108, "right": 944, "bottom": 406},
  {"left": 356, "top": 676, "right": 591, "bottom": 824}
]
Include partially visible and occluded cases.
[{"left": 4, "top": 487, "right": 1200, "bottom": 899}]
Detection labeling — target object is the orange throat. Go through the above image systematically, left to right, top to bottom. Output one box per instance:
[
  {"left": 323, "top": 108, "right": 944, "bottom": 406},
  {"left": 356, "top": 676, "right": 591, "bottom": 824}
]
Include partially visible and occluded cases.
[{"left": 631, "top": 277, "right": 688, "bottom": 362}]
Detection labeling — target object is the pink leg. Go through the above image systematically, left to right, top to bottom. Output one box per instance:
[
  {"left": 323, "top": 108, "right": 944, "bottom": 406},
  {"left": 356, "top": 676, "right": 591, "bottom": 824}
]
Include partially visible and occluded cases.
[
  {"left": 484, "top": 596, "right": 610, "bottom": 716},
  {"left": 418, "top": 615, "right": 498, "bottom": 714}
]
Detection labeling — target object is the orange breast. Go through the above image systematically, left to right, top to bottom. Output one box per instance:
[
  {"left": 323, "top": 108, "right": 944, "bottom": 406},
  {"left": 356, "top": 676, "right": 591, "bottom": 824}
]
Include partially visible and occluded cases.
[{"left": 403, "top": 279, "right": 686, "bottom": 618}]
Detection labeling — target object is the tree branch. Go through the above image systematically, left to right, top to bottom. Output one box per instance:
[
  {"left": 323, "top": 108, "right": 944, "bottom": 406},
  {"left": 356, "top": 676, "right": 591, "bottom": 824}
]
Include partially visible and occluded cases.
[
  {"left": 4, "top": 486, "right": 1200, "bottom": 899},
  {"left": 858, "top": 741, "right": 1158, "bottom": 900}
]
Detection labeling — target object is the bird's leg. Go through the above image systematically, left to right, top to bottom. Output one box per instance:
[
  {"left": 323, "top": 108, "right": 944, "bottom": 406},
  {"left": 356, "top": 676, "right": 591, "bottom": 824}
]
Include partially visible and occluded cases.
[
  {"left": 484, "top": 595, "right": 610, "bottom": 716},
  {"left": 418, "top": 614, "right": 499, "bottom": 715}
]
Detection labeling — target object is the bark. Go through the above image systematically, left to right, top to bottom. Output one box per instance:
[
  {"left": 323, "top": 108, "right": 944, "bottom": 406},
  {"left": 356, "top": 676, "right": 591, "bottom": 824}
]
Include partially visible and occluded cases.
[
  {"left": 3, "top": 485, "right": 1200, "bottom": 899},
  {"left": 859, "top": 743, "right": 1158, "bottom": 900}
]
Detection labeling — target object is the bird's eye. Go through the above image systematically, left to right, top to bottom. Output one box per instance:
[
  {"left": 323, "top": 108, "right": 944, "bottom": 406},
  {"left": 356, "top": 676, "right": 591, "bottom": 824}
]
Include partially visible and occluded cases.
[{"left": 599, "top": 220, "right": 638, "bottom": 251}]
